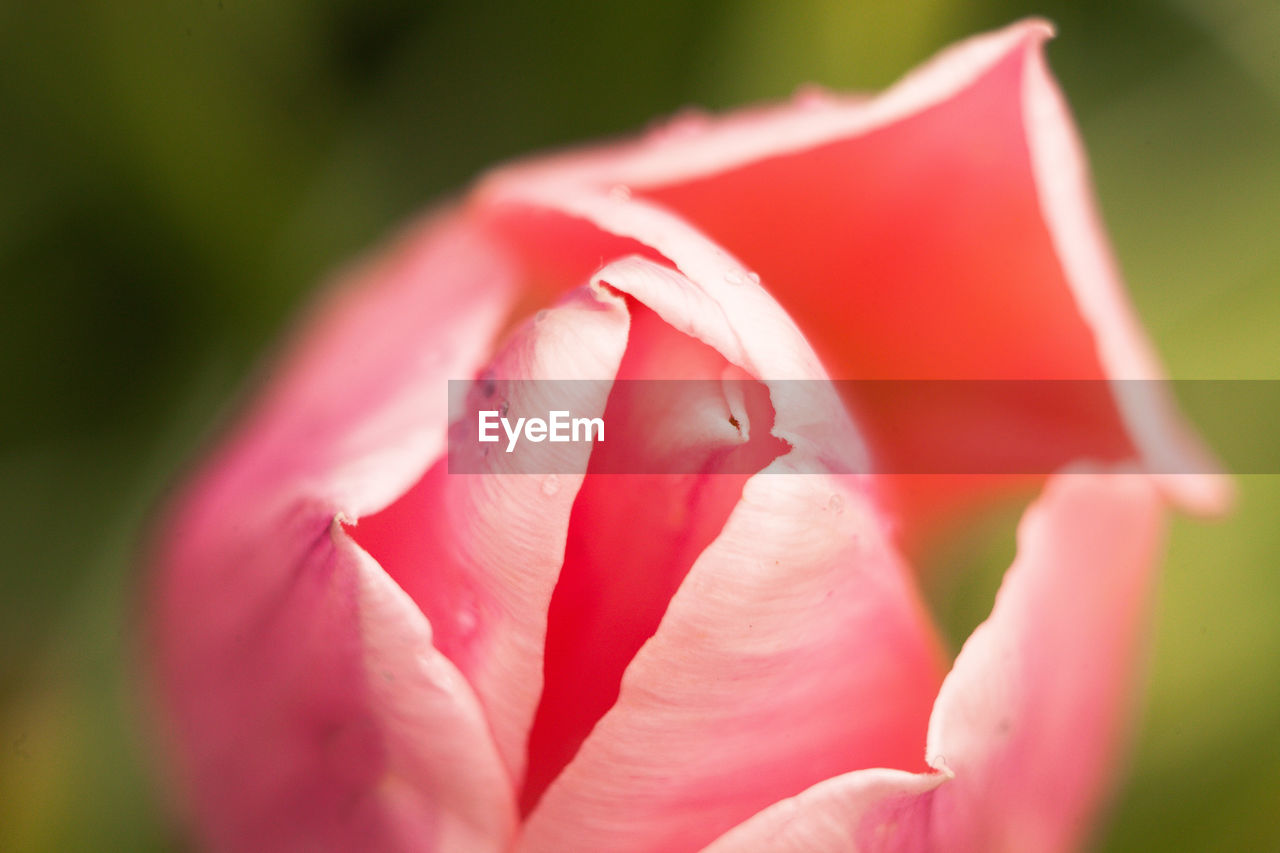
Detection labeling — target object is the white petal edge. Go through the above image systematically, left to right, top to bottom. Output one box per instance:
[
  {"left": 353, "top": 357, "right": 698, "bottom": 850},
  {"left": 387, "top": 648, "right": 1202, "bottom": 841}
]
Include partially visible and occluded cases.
[{"left": 1019, "top": 35, "right": 1232, "bottom": 514}]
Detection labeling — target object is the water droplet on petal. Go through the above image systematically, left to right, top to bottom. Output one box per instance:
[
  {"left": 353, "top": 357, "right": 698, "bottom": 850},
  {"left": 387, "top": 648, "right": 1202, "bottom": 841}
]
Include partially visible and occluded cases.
[
  {"left": 608, "top": 184, "right": 632, "bottom": 201},
  {"left": 535, "top": 309, "right": 549, "bottom": 324},
  {"left": 541, "top": 474, "right": 561, "bottom": 496},
  {"left": 827, "top": 493, "right": 845, "bottom": 514},
  {"left": 456, "top": 603, "right": 478, "bottom": 638}
]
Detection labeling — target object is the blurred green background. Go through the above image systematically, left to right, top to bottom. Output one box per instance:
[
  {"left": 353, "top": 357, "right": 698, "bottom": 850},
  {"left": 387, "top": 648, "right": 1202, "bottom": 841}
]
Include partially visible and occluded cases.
[{"left": 1, "top": 1, "right": 1277, "bottom": 850}]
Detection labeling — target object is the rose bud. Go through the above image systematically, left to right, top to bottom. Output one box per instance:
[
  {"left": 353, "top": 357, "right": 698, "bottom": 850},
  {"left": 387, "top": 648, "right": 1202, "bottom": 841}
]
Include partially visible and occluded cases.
[{"left": 147, "top": 19, "right": 1227, "bottom": 853}]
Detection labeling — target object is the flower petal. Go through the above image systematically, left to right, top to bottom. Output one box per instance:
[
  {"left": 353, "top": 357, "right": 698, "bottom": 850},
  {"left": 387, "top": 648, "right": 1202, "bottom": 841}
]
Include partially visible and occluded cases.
[
  {"left": 480, "top": 18, "right": 1227, "bottom": 530},
  {"left": 481, "top": 195, "right": 870, "bottom": 474},
  {"left": 154, "top": 240, "right": 637, "bottom": 849},
  {"left": 516, "top": 258, "right": 944, "bottom": 853},
  {"left": 347, "top": 283, "right": 631, "bottom": 781},
  {"left": 520, "top": 293, "right": 788, "bottom": 813},
  {"left": 698, "top": 470, "right": 1166, "bottom": 853},
  {"left": 919, "top": 470, "right": 1164, "bottom": 852},
  {"left": 518, "top": 471, "right": 945, "bottom": 853},
  {"left": 149, "top": 510, "right": 515, "bottom": 852},
  {"left": 699, "top": 770, "right": 947, "bottom": 853}
]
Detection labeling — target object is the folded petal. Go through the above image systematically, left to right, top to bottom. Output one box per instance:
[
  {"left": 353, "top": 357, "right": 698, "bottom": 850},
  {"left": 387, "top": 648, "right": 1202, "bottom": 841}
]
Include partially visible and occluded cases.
[
  {"left": 480, "top": 18, "right": 1227, "bottom": 530},
  {"left": 480, "top": 193, "right": 870, "bottom": 474},
  {"left": 150, "top": 208, "right": 553, "bottom": 848},
  {"left": 154, "top": 239, "right": 636, "bottom": 849},
  {"left": 517, "top": 258, "right": 944, "bottom": 853},
  {"left": 347, "top": 283, "right": 631, "bottom": 781},
  {"left": 520, "top": 292, "right": 788, "bottom": 813},
  {"left": 698, "top": 470, "right": 1166, "bottom": 853},
  {"left": 919, "top": 470, "right": 1164, "bottom": 852},
  {"left": 518, "top": 471, "right": 944, "bottom": 853},
  {"left": 149, "top": 510, "right": 515, "bottom": 852},
  {"left": 699, "top": 770, "right": 947, "bottom": 853}
]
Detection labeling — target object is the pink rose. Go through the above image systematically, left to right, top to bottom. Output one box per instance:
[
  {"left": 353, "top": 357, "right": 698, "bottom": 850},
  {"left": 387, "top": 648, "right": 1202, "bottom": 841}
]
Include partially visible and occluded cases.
[{"left": 148, "top": 19, "right": 1226, "bottom": 853}]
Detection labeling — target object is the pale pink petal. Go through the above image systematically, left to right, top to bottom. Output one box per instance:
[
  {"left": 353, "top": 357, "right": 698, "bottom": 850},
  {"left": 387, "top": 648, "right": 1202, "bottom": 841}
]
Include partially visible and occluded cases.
[
  {"left": 150, "top": 208, "right": 545, "bottom": 848},
  {"left": 153, "top": 234, "right": 633, "bottom": 847},
  {"left": 516, "top": 258, "right": 944, "bottom": 853},
  {"left": 347, "top": 283, "right": 631, "bottom": 781},
  {"left": 697, "top": 470, "right": 1165, "bottom": 853},
  {"left": 918, "top": 470, "right": 1164, "bottom": 852},
  {"left": 518, "top": 471, "right": 944, "bottom": 853},
  {"left": 149, "top": 512, "right": 515, "bottom": 852},
  {"left": 339, "top": 524, "right": 517, "bottom": 851},
  {"left": 700, "top": 770, "right": 947, "bottom": 853}
]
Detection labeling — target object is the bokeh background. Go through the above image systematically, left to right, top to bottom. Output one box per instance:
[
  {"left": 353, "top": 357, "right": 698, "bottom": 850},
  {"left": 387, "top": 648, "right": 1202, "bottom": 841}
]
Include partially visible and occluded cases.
[{"left": 2, "top": 1, "right": 1277, "bottom": 850}]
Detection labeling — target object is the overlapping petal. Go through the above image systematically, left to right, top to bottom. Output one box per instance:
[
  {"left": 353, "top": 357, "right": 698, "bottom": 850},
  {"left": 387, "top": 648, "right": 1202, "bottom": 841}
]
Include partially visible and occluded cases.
[
  {"left": 480, "top": 19, "right": 1228, "bottom": 528},
  {"left": 148, "top": 210, "right": 532, "bottom": 851},
  {"left": 151, "top": 215, "right": 632, "bottom": 850},
  {"left": 517, "top": 258, "right": 945, "bottom": 853},
  {"left": 348, "top": 283, "right": 631, "bottom": 781},
  {"left": 520, "top": 292, "right": 788, "bottom": 812},
  {"left": 700, "top": 470, "right": 1165, "bottom": 853},
  {"left": 149, "top": 505, "right": 515, "bottom": 853}
]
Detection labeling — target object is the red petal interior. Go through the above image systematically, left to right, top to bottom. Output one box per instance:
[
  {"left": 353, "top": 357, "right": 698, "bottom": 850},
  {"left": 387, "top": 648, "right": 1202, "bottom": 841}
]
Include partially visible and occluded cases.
[
  {"left": 641, "top": 49, "right": 1135, "bottom": 541},
  {"left": 519, "top": 297, "right": 787, "bottom": 814}
]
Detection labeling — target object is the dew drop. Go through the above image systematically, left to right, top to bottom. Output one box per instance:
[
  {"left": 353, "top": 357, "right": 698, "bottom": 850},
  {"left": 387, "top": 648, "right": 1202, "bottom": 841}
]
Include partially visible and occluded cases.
[
  {"left": 608, "top": 184, "right": 632, "bottom": 201},
  {"left": 535, "top": 309, "right": 549, "bottom": 324},
  {"left": 541, "top": 474, "right": 561, "bottom": 496},
  {"left": 827, "top": 493, "right": 845, "bottom": 514},
  {"left": 456, "top": 604, "right": 478, "bottom": 638}
]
